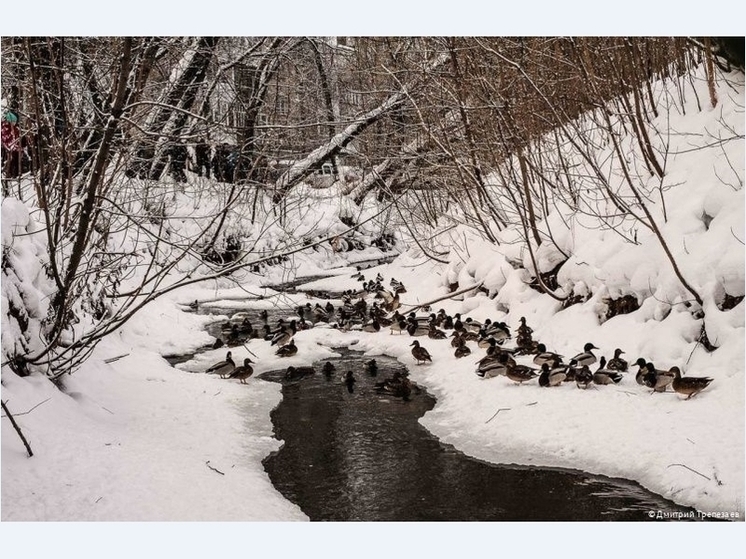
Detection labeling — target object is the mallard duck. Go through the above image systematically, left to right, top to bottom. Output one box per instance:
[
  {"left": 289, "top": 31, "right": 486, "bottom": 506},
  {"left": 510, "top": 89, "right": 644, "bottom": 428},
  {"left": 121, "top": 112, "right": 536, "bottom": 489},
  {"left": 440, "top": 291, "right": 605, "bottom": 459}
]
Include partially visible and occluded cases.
[
  {"left": 390, "top": 278, "right": 407, "bottom": 294},
  {"left": 188, "top": 300, "right": 199, "bottom": 311},
  {"left": 313, "top": 304, "right": 330, "bottom": 323},
  {"left": 259, "top": 309, "right": 268, "bottom": 323},
  {"left": 230, "top": 311, "right": 250, "bottom": 324},
  {"left": 442, "top": 314, "right": 455, "bottom": 330},
  {"left": 516, "top": 316, "right": 533, "bottom": 337},
  {"left": 463, "top": 317, "right": 482, "bottom": 335},
  {"left": 238, "top": 318, "right": 254, "bottom": 336},
  {"left": 390, "top": 319, "right": 407, "bottom": 335},
  {"left": 362, "top": 320, "right": 381, "bottom": 333},
  {"left": 484, "top": 320, "right": 510, "bottom": 342},
  {"left": 407, "top": 321, "right": 429, "bottom": 337},
  {"left": 428, "top": 323, "right": 448, "bottom": 340},
  {"left": 226, "top": 324, "right": 242, "bottom": 345},
  {"left": 271, "top": 327, "right": 293, "bottom": 347},
  {"left": 458, "top": 327, "right": 480, "bottom": 342},
  {"left": 451, "top": 331, "right": 463, "bottom": 348},
  {"left": 477, "top": 334, "right": 494, "bottom": 349},
  {"left": 212, "top": 338, "right": 224, "bottom": 350},
  {"left": 454, "top": 338, "right": 472, "bottom": 358},
  {"left": 276, "top": 340, "right": 298, "bottom": 358},
  {"left": 410, "top": 340, "right": 432, "bottom": 365},
  {"left": 533, "top": 343, "right": 564, "bottom": 367},
  {"left": 569, "top": 343, "right": 599, "bottom": 367},
  {"left": 607, "top": 348, "right": 628, "bottom": 371},
  {"left": 206, "top": 351, "right": 235, "bottom": 378},
  {"left": 476, "top": 352, "right": 510, "bottom": 378},
  {"left": 592, "top": 357, "right": 624, "bottom": 385},
  {"left": 228, "top": 358, "right": 255, "bottom": 383},
  {"left": 634, "top": 358, "right": 649, "bottom": 385},
  {"left": 365, "top": 359, "right": 378, "bottom": 376},
  {"left": 322, "top": 361, "right": 336, "bottom": 378},
  {"left": 643, "top": 362, "right": 675, "bottom": 392},
  {"left": 505, "top": 363, "right": 539, "bottom": 385},
  {"left": 538, "top": 363, "right": 567, "bottom": 387},
  {"left": 285, "top": 365, "right": 315, "bottom": 381},
  {"left": 575, "top": 365, "right": 593, "bottom": 389},
  {"left": 671, "top": 367, "right": 713, "bottom": 400},
  {"left": 343, "top": 370, "right": 356, "bottom": 393},
  {"left": 374, "top": 371, "right": 408, "bottom": 398},
  {"left": 375, "top": 371, "right": 401, "bottom": 392}
]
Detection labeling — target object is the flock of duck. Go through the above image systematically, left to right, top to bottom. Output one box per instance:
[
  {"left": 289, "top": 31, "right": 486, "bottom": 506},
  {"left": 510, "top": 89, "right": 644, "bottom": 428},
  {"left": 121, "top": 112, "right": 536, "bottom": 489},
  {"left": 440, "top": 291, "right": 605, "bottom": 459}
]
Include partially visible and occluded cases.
[{"left": 202, "top": 272, "right": 714, "bottom": 401}]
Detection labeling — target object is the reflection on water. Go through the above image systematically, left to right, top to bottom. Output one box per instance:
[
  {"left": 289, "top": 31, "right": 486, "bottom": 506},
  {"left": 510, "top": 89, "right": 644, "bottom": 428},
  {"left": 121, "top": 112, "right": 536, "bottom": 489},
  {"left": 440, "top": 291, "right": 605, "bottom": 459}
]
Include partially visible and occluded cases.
[{"left": 261, "top": 350, "right": 697, "bottom": 521}]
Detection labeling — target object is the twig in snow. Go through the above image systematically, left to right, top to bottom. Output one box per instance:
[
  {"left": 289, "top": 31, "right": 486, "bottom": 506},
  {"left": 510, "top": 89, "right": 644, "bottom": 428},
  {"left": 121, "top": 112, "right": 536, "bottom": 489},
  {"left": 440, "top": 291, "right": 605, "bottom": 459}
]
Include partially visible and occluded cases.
[
  {"left": 731, "top": 227, "right": 745, "bottom": 246},
  {"left": 400, "top": 281, "right": 485, "bottom": 314},
  {"left": 104, "top": 353, "right": 130, "bottom": 364},
  {"left": 213, "top": 391, "right": 222, "bottom": 396},
  {"left": 0, "top": 397, "right": 51, "bottom": 417},
  {"left": 1, "top": 400, "right": 33, "bottom": 457},
  {"left": 525, "top": 401, "right": 538, "bottom": 406},
  {"left": 485, "top": 407, "right": 511, "bottom": 423},
  {"left": 686, "top": 438, "right": 696, "bottom": 445},
  {"left": 205, "top": 460, "right": 225, "bottom": 475},
  {"left": 667, "top": 463, "right": 711, "bottom": 481},
  {"left": 713, "top": 470, "right": 723, "bottom": 486},
  {"left": 95, "top": 497, "right": 103, "bottom": 504}
]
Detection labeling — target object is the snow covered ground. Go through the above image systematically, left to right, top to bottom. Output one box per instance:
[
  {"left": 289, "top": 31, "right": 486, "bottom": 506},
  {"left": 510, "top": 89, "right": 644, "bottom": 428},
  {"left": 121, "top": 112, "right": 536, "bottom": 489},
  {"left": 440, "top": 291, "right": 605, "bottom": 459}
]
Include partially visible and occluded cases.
[{"left": 1, "top": 56, "right": 744, "bottom": 558}]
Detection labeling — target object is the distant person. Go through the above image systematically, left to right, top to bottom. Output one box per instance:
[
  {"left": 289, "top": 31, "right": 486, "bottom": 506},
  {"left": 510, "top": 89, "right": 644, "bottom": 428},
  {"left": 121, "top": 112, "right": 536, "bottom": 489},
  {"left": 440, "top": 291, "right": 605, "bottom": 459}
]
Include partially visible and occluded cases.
[{"left": 1, "top": 110, "right": 23, "bottom": 178}]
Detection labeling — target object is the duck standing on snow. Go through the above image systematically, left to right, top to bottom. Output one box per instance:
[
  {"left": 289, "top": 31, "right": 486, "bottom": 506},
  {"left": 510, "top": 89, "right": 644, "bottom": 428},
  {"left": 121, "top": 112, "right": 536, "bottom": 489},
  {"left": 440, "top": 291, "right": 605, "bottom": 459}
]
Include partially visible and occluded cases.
[
  {"left": 428, "top": 322, "right": 448, "bottom": 340},
  {"left": 454, "top": 337, "right": 472, "bottom": 358},
  {"left": 276, "top": 340, "right": 298, "bottom": 358},
  {"left": 410, "top": 340, "right": 432, "bottom": 365},
  {"left": 533, "top": 343, "right": 564, "bottom": 368},
  {"left": 569, "top": 343, "right": 599, "bottom": 367},
  {"left": 607, "top": 348, "right": 628, "bottom": 371},
  {"left": 205, "top": 351, "right": 235, "bottom": 378},
  {"left": 476, "top": 351, "right": 514, "bottom": 379},
  {"left": 592, "top": 357, "right": 624, "bottom": 385},
  {"left": 228, "top": 358, "right": 255, "bottom": 384},
  {"left": 634, "top": 358, "right": 649, "bottom": 385},
  {"left": 505, "top": 363, "right": 539, "bottom": 385},
  {"left": 538, "top": 363, "right": 567, "bottom": 387},
  {"left": 643, "top": 363, "right": 676, "bottom": 393},
  {"left": 575, "top": 365, "right": 594, "bottom": 389},
  {"left": 671, "top": 367, "right": 713, "bottom": 400}
]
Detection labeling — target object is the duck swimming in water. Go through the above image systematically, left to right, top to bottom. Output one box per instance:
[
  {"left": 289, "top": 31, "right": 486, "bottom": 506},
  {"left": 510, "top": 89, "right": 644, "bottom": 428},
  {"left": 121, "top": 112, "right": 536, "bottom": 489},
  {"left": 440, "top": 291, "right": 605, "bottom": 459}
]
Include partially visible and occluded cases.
[{"left": 365, "top": 359, "right": 378, "bottom": 377}]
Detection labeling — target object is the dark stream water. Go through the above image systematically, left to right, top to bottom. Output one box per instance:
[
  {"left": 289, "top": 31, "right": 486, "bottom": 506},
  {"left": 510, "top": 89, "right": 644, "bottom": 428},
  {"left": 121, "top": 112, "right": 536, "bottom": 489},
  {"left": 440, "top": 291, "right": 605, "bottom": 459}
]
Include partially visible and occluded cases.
[{"left": 260, "top": 349, "right": 696, "bottom": 521}]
